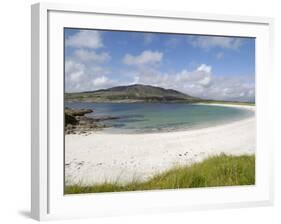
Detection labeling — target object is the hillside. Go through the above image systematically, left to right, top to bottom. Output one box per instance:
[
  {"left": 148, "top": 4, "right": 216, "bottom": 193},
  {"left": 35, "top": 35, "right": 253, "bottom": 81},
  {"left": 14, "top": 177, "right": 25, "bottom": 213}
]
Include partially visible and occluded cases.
[{"left": 65, "top": 84, "right": 200, "bottom": 103}]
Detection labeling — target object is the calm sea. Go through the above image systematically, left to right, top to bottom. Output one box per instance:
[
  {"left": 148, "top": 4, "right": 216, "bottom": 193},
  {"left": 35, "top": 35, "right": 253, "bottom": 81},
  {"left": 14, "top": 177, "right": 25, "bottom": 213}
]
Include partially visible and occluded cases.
[{"left": 65, "top": 102, "right": 254, "bottom": 133}]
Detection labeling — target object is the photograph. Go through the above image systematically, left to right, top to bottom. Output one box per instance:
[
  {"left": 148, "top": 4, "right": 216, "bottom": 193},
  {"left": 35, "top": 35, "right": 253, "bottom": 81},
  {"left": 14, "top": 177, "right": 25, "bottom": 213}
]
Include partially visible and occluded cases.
[{"left": 64, "top": 28, "right": 256, "bottom": 194}]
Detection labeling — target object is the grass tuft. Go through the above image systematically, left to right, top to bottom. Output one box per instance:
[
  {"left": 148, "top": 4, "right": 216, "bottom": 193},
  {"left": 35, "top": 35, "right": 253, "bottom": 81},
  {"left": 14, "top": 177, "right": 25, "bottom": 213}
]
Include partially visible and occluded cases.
[{"left": 65, "top": 154, "right": 255, "bottom": 194}]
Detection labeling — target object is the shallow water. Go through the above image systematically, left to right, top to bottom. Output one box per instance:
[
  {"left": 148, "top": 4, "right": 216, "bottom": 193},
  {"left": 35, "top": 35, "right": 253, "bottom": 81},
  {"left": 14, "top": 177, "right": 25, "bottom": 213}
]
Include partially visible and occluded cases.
[{"left": 65, "top": 102, "right": 254, "bottom": 133}]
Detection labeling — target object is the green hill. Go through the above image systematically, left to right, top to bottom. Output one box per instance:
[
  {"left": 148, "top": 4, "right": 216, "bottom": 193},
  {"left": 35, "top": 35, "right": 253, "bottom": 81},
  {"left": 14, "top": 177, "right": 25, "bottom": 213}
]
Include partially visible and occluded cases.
[{"left": 65, "top": 84, "right": 200, "bottom": 103}]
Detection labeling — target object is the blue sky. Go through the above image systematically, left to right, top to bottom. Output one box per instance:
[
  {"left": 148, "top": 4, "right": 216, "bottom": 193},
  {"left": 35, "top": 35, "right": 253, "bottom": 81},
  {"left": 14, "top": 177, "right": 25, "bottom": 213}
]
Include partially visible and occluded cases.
[{"left": 65, "top": 28, "right": 255, "bottom": 101}]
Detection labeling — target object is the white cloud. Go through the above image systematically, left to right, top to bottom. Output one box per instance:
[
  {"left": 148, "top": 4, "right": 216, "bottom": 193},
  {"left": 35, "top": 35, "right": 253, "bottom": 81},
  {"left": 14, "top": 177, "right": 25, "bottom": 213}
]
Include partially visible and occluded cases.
[
  {"left": 64, "top": 30, "right": 125, "bottom": 92},
  {"left": 65, "top": 30, "right": 103, "bottom": 49},
  {"left": 65, "top": 31, "right": 115, "bottom": 92},
  {"left": 188, "top": 36, "right": 243, "bottom": 50},
  {"left": 65, "top": 48, "right": 114, "bottom": 92},
  {"left": 66, "top": 49, "right": 254, "bottom": 101},
  {"left": 73, "top": 49, "right": 110, "bottom": 63},
  {"left": 123, "top": 50, "right": 163, "bottom": 66},
  {"left": 65, "top": 58, "right": 115, "bottom": 92},
  {"left": 65, "top": 60, "right": 84, "bottom": 75},
  {"left": 127, "top": 64, "right": 254, "bottom": 102},
  {"left": 197, "top": 64, "right": 212, "bottom": 73},
  {"left": 69, "top": 71, "right": 83, "bottom": 82},
  {"left": 201, "top": 75, "right": 255, "bottom": 101},
  {"left": 92, "top": 76, "right": 109, "bottom": 86},
  {"left": 198, "top": 76, "right": 211, "bottom": 87}
]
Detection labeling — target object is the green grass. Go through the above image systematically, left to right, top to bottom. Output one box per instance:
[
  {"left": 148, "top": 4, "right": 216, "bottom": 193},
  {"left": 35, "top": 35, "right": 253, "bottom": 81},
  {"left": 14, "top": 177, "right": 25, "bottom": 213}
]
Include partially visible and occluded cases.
[
  {"left": 199, "top": 100, "right": 255, "bottom": 106},
  {"left": 65, "top": 154, "right": 255, "bottom": 194}
]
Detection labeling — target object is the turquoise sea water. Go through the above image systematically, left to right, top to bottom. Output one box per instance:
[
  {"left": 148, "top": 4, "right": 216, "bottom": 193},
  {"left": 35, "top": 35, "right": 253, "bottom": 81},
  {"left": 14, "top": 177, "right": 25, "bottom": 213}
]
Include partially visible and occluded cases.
[{"left": 65, "top": 103, "right": 254, "bottom": 133}]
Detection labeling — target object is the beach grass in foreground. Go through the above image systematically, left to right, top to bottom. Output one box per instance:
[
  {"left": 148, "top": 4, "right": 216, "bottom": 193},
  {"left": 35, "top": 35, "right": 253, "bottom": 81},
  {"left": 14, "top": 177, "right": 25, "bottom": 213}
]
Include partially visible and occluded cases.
[
  {"left": 200, "top": 100, "right": 255, "bottom": 106},
  {"left": 65, "top": 154, "right": 255, "bottom": 194}
]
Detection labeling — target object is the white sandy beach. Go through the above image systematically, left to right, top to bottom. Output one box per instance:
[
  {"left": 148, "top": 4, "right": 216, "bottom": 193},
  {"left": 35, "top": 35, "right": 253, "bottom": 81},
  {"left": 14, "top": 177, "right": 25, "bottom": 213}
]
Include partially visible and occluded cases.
[{"left": 65, "top": 104, "right": 255, "bottom": 185}]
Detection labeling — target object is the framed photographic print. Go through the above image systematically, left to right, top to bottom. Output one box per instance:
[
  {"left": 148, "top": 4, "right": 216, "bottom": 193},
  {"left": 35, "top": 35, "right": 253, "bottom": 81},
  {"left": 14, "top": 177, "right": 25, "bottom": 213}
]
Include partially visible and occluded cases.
[{"left": 31, "top": 2, "right": 274, "bottom": 221}]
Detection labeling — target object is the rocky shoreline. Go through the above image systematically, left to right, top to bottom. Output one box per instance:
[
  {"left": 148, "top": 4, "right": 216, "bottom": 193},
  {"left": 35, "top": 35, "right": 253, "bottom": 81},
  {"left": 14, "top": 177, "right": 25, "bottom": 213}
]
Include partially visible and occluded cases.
[{"left": 65, "top": 108, "right": 119, "bottom": 135}]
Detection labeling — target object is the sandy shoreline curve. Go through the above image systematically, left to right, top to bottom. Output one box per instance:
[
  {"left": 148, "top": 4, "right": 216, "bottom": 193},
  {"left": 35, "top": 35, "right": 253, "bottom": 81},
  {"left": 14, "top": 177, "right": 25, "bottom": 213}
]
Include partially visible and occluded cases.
[{"left": 65, "top": 103, "right": 255, "bottom": 185}]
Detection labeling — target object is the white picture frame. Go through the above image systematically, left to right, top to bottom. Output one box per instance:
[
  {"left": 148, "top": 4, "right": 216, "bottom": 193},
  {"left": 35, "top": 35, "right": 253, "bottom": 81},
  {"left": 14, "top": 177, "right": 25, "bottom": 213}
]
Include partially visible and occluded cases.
[{"left": 31, "top": 2, "right": 274, "bottom": 221}]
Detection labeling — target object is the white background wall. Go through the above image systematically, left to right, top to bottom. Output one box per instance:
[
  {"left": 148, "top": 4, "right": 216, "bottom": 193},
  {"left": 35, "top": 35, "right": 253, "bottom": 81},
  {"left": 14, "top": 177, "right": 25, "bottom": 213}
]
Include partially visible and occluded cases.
[{"left": 0, "top": 0, "right": 280, "bottom": 223}]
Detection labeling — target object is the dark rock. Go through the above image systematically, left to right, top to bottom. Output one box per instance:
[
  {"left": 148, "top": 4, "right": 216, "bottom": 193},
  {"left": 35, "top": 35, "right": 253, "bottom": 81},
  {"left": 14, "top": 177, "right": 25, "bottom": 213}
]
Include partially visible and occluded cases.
[
  {"left": 64, "top": 107, "right": 120, "bottom": 135},
  {"left": 65, "top": 113, "right": 78, "bottom": 126},
  {"left": 78, "top": 120, "right": 88, "bottom": 125},
  {"left": 66, "top": 124, "right": 73, "bottom": 129}
]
